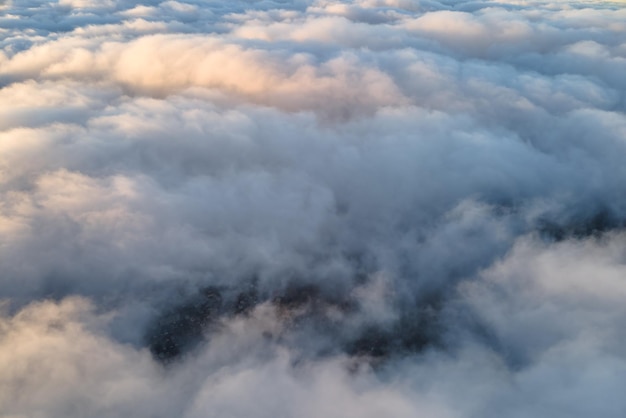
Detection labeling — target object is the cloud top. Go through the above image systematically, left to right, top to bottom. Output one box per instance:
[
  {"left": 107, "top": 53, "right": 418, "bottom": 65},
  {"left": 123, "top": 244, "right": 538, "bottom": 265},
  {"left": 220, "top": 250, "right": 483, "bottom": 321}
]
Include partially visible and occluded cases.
[{"left": 1, "top": 0, "right": 626, "bottom": 417}]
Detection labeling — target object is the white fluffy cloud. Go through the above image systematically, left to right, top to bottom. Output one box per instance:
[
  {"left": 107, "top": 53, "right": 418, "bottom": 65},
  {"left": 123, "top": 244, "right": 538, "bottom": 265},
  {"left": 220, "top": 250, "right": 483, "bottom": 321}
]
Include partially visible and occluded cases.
[{"left": 1, "top": 0, "right": 626, "bottom": 417}]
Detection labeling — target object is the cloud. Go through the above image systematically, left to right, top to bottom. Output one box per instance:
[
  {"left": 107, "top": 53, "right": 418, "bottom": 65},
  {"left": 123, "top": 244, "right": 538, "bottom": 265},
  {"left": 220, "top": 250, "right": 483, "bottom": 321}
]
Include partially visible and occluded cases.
[
  {"left": 1, "top": 0, "right": 626, "bottom": 416},
  {"left": 58, "top": 0, "right": 116, "bottom": 9}
]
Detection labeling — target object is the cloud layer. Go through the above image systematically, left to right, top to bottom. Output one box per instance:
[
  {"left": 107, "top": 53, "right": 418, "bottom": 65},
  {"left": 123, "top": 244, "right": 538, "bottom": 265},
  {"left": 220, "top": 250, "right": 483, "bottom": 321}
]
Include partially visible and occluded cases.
[{"left": 1, "top": 0, "right": 626, "bottom": 417}]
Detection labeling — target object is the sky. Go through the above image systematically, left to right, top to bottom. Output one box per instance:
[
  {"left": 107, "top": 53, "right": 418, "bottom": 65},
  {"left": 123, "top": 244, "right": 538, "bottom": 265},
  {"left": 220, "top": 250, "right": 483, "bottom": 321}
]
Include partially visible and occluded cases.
[{"left": 1, "top": 0, "right": 626, "bottom": 417}]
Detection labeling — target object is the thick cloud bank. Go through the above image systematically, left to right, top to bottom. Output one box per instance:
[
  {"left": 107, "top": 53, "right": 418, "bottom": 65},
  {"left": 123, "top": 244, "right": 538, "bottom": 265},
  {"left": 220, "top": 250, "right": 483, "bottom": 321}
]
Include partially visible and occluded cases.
[{"left": 1, "top": 0, "right": 626, "bottom": 416}]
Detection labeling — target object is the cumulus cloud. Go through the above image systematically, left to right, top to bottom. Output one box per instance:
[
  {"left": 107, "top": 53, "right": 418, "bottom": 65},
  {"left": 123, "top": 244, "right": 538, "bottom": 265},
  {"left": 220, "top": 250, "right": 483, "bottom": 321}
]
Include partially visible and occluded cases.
[{"left": 1, "top": 0, "right": 625, "bottom": 416}]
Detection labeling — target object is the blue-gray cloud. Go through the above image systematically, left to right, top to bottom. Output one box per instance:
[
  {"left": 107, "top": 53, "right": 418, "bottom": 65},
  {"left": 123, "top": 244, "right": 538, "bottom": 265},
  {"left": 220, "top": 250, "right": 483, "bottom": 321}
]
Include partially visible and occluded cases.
[{"left": 1, "top": 0, "right": 626, "bottom": 417}]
